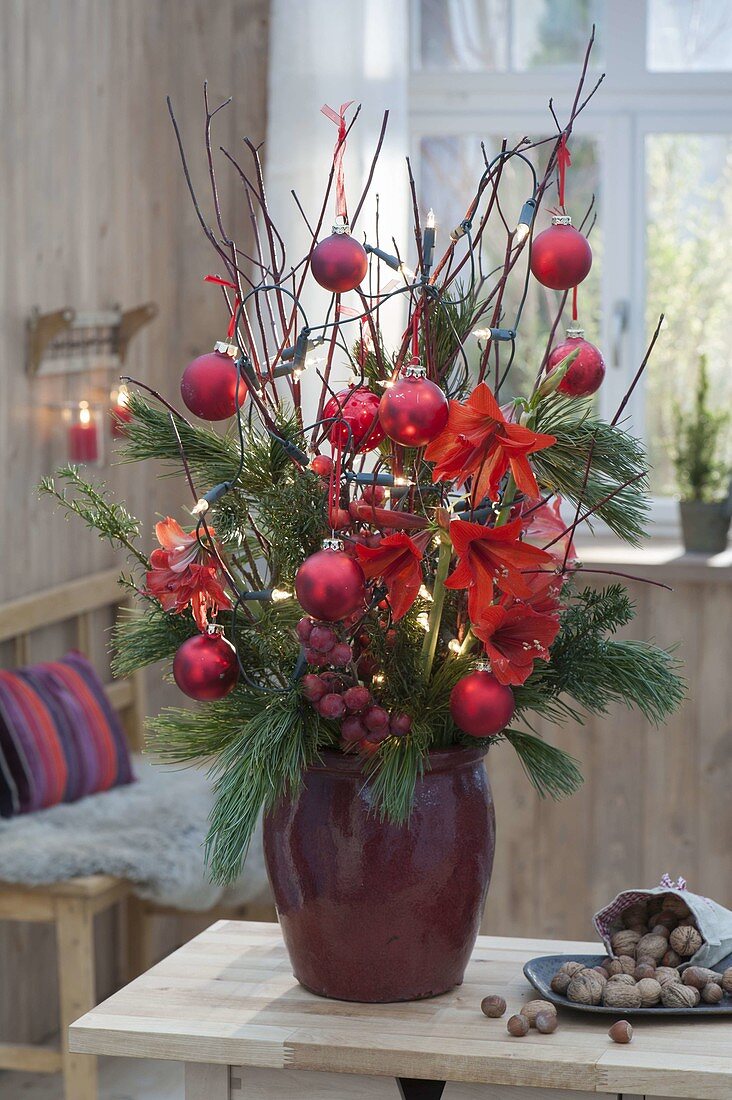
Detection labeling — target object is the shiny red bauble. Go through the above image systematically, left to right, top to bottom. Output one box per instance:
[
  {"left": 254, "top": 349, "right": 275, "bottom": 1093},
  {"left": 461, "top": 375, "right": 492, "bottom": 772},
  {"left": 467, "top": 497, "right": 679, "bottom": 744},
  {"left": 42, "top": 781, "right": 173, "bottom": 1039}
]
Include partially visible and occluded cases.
[
  {"left": 530, "top": 221, "right": 592, "bottom": 291},
  {"left": 311, "top": 230, "right": 368, "bottom": 294},
  {"left": 547, "top": 332, "right": 606, "bottom": 397},
  {"left": 180, "top": 350, "right": 247, "bottom": 421},
  {"left": 378, "top": 370, "right": 449, "bottom": 447},
  {"left": 322, "top": 386, "right": 385, "bottom": 453},
  {"left": 295, "top": 547, "right": 366, "bottom": 622},
  {"left": 173, "top": 632, "right": 239, "bottom": 701},
  {"left": 450, "top": 669, "right": 515, "bottom": 738}
]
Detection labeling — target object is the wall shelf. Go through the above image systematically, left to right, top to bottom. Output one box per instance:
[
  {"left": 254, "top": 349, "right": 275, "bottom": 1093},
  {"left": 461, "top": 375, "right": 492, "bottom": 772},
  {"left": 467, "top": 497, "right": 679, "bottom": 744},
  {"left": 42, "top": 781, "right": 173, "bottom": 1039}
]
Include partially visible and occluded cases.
[{"left": 26, "top": 303, "right": 158, "bottom": 377}]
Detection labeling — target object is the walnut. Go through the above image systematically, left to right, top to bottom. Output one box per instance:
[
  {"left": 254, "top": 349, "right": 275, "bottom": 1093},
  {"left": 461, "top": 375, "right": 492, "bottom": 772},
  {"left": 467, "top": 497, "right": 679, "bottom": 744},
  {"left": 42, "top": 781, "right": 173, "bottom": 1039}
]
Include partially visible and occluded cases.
[
  {"left": 621, "top": 902, "right": 649, "bottom": 928},
  {"left": 654, "top": 907, "right": 680, "bottom": 929},
  {"left": 650, "top": 924, "right": 670, "bottom": 940},
  {"left": 669, "top": 925, "right": 703, "bottom": 958},
  {"left": 611, "top": 930, "right": 641, "bottom": 958},
  {"left": 636, "top": 933, "right": 668, "bottom": 962},
  {"left": 662, "top": 949, "right": 681, "bottom": 968},
  {"left": 617, "top": 955, "right": 637, "bottom": 975},
  {"left": 605, "top": 958, "right": 625, "bottom": 976},
  {"left": 557, "top": 960, "right": 586, "bottom": 978},
  {"left": 634, "top": 962, "right": 656, "bottom": 981},
  {"left": 656, "top": 966, "right": 681, "bottom": 987},
  {"left": 590, "top": 967, "right": 609, "bottom": 982},
  {"left": 682, "top": 967, "right": 722, "bottom": 990},
  {"left": 722, "top": 967, "right": 732, "bottom": 995},
  {"left": 567, "top": 971, "right": 605, "bottom": 1006},
  {"left": 608, "top": 973, "right": 636, "bottom": 986},
  {"left": 636, "top": 977, "right": 662, "bottom": 1006},
  {"left": 603, "top": 981, "right": 642, "bottom": 1009},
  {"left": 661, "top": 983, "right": 698, "bottom": 1008},
  {"left": 702, "top": 983, "right": 723, "bottom": 1004},
  {"left": 521, "top": 999, "right": 556, "bottom": 1025}
]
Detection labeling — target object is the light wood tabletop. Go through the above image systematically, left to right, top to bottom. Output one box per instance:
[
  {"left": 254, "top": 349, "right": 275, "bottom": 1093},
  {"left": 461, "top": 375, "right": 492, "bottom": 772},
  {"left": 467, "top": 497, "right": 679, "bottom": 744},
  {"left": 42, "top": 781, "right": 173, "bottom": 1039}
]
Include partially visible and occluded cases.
[{"left": 70, "top": 921, "right": 732, "bottom": 1100}]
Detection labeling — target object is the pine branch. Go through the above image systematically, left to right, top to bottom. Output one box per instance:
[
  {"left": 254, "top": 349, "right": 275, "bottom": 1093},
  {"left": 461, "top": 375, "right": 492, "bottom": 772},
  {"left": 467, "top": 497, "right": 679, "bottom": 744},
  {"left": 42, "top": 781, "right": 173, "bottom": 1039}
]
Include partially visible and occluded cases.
[
  {"left": 531, "top": 396, "right": 650, "bottom": 543},
  {"left": 39, "top": 466, "right": 148, "bottom": 568},
  {"left": 111, "top": 603, "right": 196, "bottom": 678},
  {"left": 204, "top": 692, "right": 322, "bottom": 884},
  {"left": 501, "top": 729, "right": 583, "bottom": 799}
]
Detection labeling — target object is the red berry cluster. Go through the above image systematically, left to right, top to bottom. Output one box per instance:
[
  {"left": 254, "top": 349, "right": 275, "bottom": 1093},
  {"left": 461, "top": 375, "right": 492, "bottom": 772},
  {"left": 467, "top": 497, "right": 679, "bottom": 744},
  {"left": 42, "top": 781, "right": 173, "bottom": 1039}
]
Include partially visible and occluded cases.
[{"left": 297, "top": 616, "right": 412, "bottom": 751}]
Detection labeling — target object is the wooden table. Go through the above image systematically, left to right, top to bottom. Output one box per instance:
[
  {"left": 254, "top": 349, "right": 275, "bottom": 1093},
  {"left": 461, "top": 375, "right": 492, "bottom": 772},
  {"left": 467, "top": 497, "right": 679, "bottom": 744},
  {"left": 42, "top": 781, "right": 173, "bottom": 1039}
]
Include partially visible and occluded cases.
[{"left": 70, "top": 921, "right": 732, "bottom": 1100}]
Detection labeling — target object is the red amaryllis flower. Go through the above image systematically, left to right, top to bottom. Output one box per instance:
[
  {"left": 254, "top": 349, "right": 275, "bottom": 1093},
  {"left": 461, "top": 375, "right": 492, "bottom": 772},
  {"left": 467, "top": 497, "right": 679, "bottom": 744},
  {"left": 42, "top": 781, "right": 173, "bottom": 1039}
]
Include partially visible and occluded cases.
[
  {"left": 424, "top": 382, "right": 555, "bottom": 504},
  {"left": 522, "top": 495, "right": 577, "bottom": 565},
  {"left": 146, "top": 517, "right": 231, "bottom": 631},
  {"left": 444, "top": 517, "right": 555, "bottom": 621},
  {"left": 356, "top": 532, "right": 424, "bottom": 621},
  {"left": 506, "top": 569, "right": 564, "bottom": 616},
  {"left": 473, "top": 603, "right": 561, "bottom": 686}
]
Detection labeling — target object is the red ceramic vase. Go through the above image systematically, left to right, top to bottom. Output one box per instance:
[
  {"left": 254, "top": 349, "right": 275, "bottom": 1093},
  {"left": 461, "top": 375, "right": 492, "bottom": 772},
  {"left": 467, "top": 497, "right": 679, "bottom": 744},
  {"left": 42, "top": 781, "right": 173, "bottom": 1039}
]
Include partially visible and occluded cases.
[{"left": 263, "top": 746, "right": 495, "bottom": 1002}]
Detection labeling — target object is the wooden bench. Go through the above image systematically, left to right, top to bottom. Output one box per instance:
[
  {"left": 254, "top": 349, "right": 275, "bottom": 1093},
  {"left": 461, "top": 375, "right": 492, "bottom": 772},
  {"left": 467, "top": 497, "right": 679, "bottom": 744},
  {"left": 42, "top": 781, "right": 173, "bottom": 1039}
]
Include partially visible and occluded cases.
[{"left": 0, "top": 569, "right": 274, "bottom": 1100}]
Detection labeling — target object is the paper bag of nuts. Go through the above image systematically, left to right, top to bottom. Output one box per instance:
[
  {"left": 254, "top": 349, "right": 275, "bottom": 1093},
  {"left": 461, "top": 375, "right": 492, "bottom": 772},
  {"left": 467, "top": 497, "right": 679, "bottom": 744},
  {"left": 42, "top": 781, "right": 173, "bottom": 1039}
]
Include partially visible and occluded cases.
[{"left": 593, "top": 874, "right": 732, "bottom": 972}]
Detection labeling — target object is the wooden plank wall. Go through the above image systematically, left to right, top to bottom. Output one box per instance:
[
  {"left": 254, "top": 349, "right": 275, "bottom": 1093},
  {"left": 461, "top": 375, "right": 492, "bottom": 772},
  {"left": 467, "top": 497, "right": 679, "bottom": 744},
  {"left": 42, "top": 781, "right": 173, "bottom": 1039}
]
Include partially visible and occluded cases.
[
  {"left": 0, "top": 0, "right": 269, "bottom": 1047},
  {"left": 483, "top": 574, "right": 732, "bottom": 940}
]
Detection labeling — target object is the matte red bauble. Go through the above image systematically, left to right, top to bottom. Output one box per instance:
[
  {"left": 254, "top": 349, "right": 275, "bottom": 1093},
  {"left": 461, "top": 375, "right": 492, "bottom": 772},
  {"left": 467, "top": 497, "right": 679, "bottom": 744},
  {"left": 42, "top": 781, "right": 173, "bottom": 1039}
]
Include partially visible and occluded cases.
[
  {"left": 530, "top": 218, "right": 592, "bottom": 291},
  {"left": 311, "top": 230, "right": 368, "bottom": 294},
  {"left": 547, "top": 330, "right": 606, "bottom": 397},
  {"left": 181, "top": 350, "right": 247, "bottom": 421},
  {"left": 378, "top": 367, "right": 449, "bottom": 447},
  {"left": 322, "top": 387, "right": 385, "bottom": 453},
  {"left": 295, "top": 545, "right": 366, "bottom": 622},
  {"left": 173, "top": 631, "right": 239, "bottom": 701},
  {"left": 450, "top": 669, "right": 515, "bottom": 738}
]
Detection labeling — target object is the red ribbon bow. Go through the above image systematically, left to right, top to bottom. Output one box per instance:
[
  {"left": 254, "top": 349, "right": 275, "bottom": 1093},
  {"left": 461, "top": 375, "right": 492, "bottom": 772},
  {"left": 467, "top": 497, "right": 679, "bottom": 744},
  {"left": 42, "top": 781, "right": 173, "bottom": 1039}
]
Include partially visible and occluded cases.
[
  {"left": 321, "top": 101, "right": 353, "bottom": 221},
  {"left": 204, "top": 274, "right": 240, "bottom": 340}
]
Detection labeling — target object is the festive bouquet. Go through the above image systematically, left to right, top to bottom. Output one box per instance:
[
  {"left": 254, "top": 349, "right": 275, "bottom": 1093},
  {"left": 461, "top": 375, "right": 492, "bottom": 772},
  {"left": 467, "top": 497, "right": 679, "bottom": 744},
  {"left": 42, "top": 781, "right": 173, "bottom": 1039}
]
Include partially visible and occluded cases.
[{"left": 42, "top": 36, "right": 684, "bottom": 888}]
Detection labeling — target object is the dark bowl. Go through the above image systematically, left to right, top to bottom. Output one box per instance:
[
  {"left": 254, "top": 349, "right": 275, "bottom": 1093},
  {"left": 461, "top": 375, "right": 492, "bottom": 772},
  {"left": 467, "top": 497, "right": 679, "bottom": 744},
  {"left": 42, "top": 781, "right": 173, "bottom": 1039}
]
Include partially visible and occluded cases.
[{"left": 523, "top": 953, "right": 732, "bottom": 1016}]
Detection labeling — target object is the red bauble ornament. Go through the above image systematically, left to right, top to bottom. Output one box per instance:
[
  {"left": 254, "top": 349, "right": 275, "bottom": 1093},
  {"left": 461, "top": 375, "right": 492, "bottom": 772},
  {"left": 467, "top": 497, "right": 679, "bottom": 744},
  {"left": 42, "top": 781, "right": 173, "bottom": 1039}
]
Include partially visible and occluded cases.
[
  {"left": 530, "top": 217, "right": 592, "bottom": 291},
  {"left": 311, "top": 229, "right": 368, "bottom": 294},
  {"left": 547, "top": 329, "right": 606, "bottom": 397},
  {"left": 181, "top": 346, "right": 247, "bottom": 421},
  {"left": 378, "top": 363, "right": 449, "bottom": 447},
  {"left": 322, "top": 386, "right": 385, "bottom": 453},
  {"left": 295, "top": 542, "right": 366, "bottom": 622},
  {"left": 173, "top": 630, "right": 239, "bottom": 701},
  {"left": 450, "top": 668, "right": 515, "bottom": 738}
]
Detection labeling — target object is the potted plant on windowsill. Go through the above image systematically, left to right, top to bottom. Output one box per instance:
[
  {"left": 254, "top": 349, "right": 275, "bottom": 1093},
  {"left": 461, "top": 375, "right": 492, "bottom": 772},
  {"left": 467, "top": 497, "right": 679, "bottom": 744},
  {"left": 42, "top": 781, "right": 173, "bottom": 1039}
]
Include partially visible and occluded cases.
[{"left": 673, "top": 355, "right": 731, "bottom": 555}]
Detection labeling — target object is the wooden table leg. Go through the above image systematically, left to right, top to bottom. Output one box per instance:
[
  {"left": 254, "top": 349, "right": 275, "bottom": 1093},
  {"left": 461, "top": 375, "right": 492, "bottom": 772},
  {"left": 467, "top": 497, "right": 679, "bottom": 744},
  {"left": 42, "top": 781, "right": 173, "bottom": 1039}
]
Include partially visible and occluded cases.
[
  {"left": 55, "top": 896, "right": 97, "bottom": 1100},
  {"left": 185, "top": 1063, "right": 229, "bottom": 1099}
]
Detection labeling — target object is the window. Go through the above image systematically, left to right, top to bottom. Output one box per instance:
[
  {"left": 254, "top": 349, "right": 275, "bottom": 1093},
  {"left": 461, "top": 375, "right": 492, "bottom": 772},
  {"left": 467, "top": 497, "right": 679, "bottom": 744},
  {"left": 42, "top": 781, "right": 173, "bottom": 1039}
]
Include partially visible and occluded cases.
[{"left": 409, "top": 0, "right": 732, "bottom": 534}]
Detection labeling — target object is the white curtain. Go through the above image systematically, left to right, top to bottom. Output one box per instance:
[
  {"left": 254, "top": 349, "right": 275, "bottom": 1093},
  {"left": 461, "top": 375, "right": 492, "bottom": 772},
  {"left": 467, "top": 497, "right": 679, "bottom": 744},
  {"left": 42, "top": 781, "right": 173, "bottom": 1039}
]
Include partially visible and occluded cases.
[{"left": 265, "top": 0, "right": 410, "bottom": 418}]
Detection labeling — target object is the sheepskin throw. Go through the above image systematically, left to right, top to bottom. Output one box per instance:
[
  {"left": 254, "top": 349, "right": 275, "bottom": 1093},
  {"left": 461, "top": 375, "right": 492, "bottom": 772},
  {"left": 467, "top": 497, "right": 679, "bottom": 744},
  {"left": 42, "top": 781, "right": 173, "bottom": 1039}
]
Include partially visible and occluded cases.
[{"left": 0, "top": 755, "right": 267, "bottom": 910}]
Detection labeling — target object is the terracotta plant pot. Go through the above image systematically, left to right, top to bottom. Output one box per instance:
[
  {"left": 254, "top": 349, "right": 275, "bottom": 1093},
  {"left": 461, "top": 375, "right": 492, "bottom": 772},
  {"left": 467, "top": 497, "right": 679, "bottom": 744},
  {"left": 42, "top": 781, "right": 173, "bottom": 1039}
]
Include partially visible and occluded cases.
[
  {"left": 679, "top": 500, "right": 730, "bottom": 555},
  {"left": 263, "top": 746, "right": 495, "bottom": 1003}
]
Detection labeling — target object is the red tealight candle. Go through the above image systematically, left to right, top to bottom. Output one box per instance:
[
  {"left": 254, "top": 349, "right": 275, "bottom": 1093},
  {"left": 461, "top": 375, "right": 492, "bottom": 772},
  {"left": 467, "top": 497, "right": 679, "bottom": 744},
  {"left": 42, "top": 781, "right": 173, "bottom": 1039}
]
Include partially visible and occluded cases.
[
  {"left": 110, "top": 385, "right": 133, "bottom": 438},
  {"left": 68, "top": 402, "right": 99, "bottom": 463}
]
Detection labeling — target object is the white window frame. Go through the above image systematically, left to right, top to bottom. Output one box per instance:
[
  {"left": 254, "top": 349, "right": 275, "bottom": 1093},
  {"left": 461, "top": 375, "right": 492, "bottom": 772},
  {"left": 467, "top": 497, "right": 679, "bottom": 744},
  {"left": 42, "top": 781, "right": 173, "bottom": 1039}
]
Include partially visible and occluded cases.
[{"left": 409, "top": 0, "right": 732, "bottom": 539}]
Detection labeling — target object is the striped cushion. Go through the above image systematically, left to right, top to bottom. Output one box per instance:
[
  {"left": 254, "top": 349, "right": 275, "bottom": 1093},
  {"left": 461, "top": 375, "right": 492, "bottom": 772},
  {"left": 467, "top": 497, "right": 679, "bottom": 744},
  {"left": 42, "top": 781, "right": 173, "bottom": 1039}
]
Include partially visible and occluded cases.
[{"left": 0, "top": 651, "right": 134, "bottom": 817}]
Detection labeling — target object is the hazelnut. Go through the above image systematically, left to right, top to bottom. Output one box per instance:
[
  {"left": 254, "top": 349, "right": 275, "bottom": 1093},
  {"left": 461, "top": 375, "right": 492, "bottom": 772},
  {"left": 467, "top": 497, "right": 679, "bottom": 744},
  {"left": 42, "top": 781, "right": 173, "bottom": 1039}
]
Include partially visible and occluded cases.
[
  {"left": 654, "top": 908, "right": 680, "bottom": 929},
  {"left": 669, "top": 925, "right": 703, "bottom": 958},
  {"left": 611, "top": 930, "right": 641, "bottom": 958},
  {"left": 636, "top": 933, "right": 668, "bottom": 963},
  {"left": 662, "top": 949, "right": 681, "bottom": 968},
  {"left": 634, "top": 962, "right": 656, "bottom": 981},
  {"left": 655, "top": 966, "right": 681, "bottom": 987},
  {"left": 682, "top": 967, "right": 722, "bottom": 990},
  {"left": 721, "top": 967, "right": 732, "bottom": 995},
  {"left": 551, "top": 971, "right": 572, "bottom": 995},
  {"left": 567, "top": 972, "right": 605, "bottom": 1006},
  {"left": 608, "top": 973, "right": 636, "bottom": 986},
  {"left": 636, "top": 977, "right": 662, "bottom": 1007},
  {"left": 603, "top": 982, "right": 642, "bottom": 1009},
  {"left": 661, "top": 983, "right": 698, "bottom": 1008},
  {"left": 702, "top": 983, "right": 723, "bottom": 1005},
  {"left": 480, "top": 995, "right": 507, "bottom": 1018},
  {"left": 521, "top": 999, "right": 556, "bottom": 1026},
  {"left": 535, "top": 1010, "right": 558, "bottom": 1034},
  {"left": 507, "top": 1013, "right": 530, "bottom": 1037},
  {"left": 608, "top": 1020, "right": 633, "bottom": 1044}
]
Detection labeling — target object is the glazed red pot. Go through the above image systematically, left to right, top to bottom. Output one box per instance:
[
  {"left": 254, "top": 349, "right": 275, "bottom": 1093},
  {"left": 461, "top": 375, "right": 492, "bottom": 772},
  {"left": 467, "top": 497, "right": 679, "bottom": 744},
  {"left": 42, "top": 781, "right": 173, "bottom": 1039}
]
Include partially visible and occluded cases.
[{"left": 263, "top": 746, "right": 495, "bottom": 1002}]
